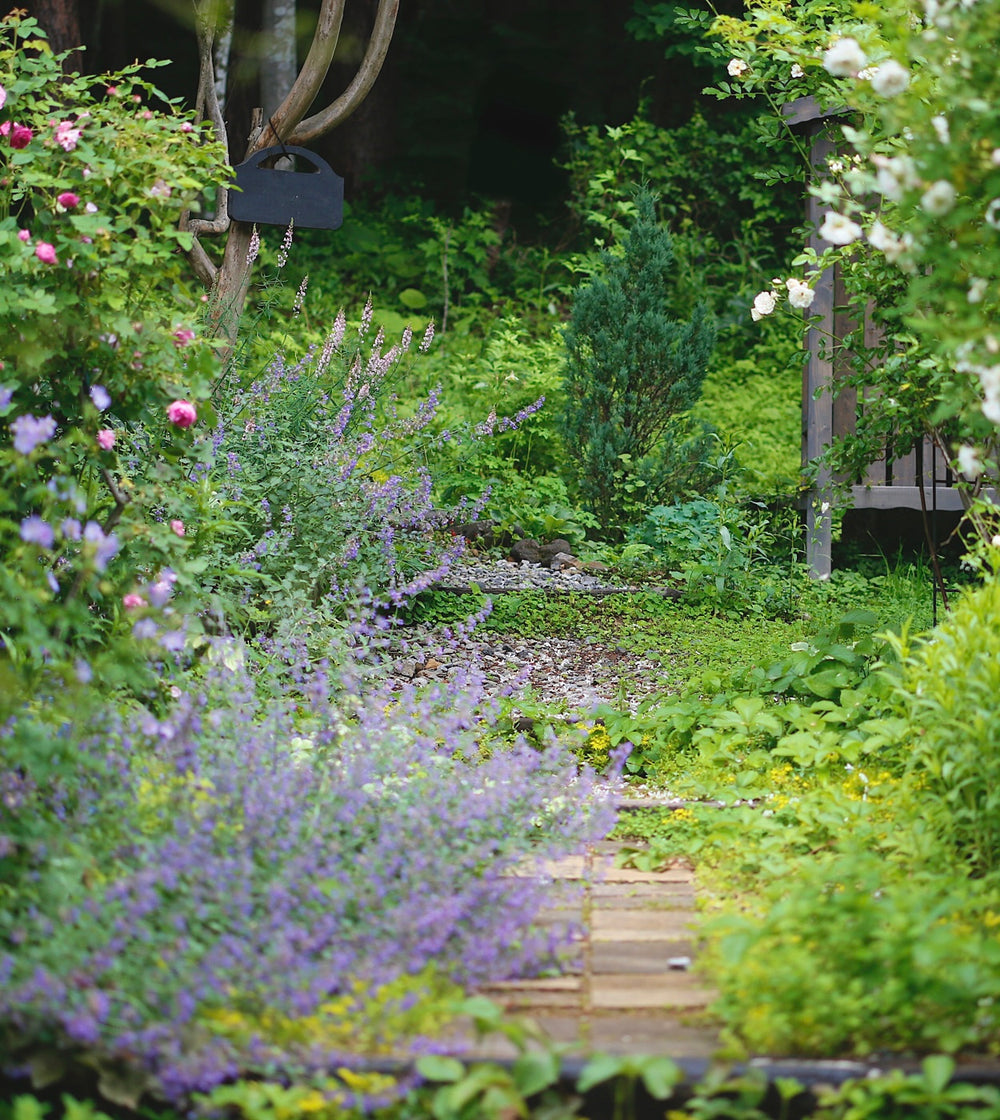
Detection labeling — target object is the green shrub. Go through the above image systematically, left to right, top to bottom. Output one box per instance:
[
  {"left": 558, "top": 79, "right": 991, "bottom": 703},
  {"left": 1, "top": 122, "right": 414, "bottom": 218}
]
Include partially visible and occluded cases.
[
  {"left": 559, "top": 191, "right": 716, "bottom": 533},
  {"left": 885, "top": 571, "right": 1000, "bottom": 875},
  {"left": 707, "top": 852, "right": 1000, "bottom": 1057}
]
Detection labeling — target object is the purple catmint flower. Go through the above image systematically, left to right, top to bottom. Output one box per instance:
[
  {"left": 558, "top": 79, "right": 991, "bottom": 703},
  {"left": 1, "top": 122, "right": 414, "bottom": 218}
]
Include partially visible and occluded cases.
[
  {"left": 0, "top": 384, "right": 13, "bottom": 410},
  {"left": 89, "top": 384, "right": 111, "bottom": 410},
  {"left": 11, "top": 413, "right": 57, "bottom": 453},
  {"left": 19, "top": 516, "right": 54, "bottom": 548},
  {"left": 61, "top": 517, "right": 82, "bottom": 541},
  {"left": 83, "top": 521, "right": 119, "bottom": 571}
]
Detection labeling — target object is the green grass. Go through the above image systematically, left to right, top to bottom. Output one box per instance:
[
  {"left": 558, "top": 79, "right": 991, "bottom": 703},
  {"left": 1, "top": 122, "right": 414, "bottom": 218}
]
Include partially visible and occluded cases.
[{"left": 405, "top": 558, "right": 938, "bottom": 696}]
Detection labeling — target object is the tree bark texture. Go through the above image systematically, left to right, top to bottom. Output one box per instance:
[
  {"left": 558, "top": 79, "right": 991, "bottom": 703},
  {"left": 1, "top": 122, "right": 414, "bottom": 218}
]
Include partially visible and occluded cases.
[{"left": 27, "top": 0, "right": 83, "bottom": 69}]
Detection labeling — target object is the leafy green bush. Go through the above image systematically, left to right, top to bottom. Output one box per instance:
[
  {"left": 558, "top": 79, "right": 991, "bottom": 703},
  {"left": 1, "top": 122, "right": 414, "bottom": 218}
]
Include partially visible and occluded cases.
[
  {"left": 558, "top": 106, "right": 801, "bottom": 323},
  {"left": 560, "top": 191, "right": 717, "bottom": 533},
  {"left": 885, "top": 571, "right": 1000, "bottom": 875},
  {"left": 707, "top": 852, "right": 1000, "bottom": 1057}
]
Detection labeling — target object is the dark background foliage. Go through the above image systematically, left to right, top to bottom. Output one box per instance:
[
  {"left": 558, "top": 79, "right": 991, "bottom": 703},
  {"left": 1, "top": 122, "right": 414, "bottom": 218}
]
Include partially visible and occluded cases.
[{"left": 32, "top": 0, "right": 743, "bottom": 217}]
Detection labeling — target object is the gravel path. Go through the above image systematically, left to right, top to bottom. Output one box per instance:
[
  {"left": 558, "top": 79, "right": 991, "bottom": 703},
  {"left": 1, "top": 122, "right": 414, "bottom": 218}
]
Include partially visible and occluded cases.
[{"left": 384, "top": 558, "right": 678, "bottom": 714}]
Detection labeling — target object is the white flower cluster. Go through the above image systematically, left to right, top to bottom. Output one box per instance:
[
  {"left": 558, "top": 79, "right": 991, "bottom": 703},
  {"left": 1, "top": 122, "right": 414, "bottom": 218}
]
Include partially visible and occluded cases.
[
  {"left": 871, "top": 153, "right": 919, "bottom": 201},
  {"left": 750, "top": 277, "right": 816, "bottom": 321},
  {"left": 956, "top": 340, "right": 1000, "bottom": 425}
]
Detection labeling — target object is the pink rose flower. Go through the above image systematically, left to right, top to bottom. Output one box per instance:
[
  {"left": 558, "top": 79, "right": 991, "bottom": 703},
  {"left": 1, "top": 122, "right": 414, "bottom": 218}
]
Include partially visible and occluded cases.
[
  {"left": 0, "top": 84, "right": 6, "bottom": 111},
  {"left": 54, "top": 120, "right": 81, "bottom": 151},
  {"left": 180, "top": 121, "right": 194, "bottom": 133},
  {"left": 10, "top": 124, "right": 33, "bottom": 149},
  {"left": 57, "top": 191, "right": 80, "bottom": 209},
  {"left": 17, "top": 229, "right": 30, "bottom": 243},
  {"left": 35, "top": 242, "right": 57, "bottom": 265},
  {"left": 172, "top": 327, "right": 196, "bottom": 347},
  {"left": 166, "top": 399, "right": 197, "bottom": 428},
  {"left": 96, "top": 429, "right": 116, "bottom": 450},
  {"left": 170, "top": 519, "right": 185, "bottom": 537},
  {"left": 123, "top": 593, "right": 147, "bottom": 610}
]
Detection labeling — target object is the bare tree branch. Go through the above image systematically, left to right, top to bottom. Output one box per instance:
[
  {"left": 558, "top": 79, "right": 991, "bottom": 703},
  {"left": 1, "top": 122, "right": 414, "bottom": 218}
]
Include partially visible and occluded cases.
[
  {"left": 181, "top": 0, "right": 234, "bottom": 284},
  {"left": 254, "top": 0, "right": 348, "bottom": 150},
  {"left": 290, "top": 0, "right": 398, "bottom": 145}
]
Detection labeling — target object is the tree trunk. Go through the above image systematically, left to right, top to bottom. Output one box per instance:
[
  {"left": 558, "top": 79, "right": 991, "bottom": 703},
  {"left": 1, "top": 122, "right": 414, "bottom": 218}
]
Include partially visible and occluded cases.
[
  {"left": 27, "top": 0, "right": 83, "bottom": 69},
  {"left": 188, "top": 0, "right": 399, "bottom": 357},
  {"left": 262, "top": 0, "right": 298, "bottom": 121}
]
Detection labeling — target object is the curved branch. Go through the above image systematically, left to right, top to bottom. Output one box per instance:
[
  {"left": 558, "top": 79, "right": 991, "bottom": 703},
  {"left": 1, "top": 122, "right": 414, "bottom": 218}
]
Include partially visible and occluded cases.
[
  {"left": 183, "top": 0, "right": 233, "bottom": 281},
  {"left": 255, "top": 0, "right": 348, "bottom": 151},
  {"left": 289, "top": 0, "right": 398, "bottom": 146},
  {"left": 187, "top": 236, "right": 219, "bottom": 286}
]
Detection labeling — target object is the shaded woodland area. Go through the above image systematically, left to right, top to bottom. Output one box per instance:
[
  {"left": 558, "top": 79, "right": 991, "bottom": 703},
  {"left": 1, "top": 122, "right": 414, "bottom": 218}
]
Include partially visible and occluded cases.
[{"left": 22, "top": 0, "right": 725, "bottom": 219}]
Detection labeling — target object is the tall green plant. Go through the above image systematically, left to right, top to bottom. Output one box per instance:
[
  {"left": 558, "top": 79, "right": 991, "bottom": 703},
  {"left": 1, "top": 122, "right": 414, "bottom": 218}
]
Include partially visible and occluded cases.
[{"left": 559, "top": 190, "right": 716, "bottom": 532}]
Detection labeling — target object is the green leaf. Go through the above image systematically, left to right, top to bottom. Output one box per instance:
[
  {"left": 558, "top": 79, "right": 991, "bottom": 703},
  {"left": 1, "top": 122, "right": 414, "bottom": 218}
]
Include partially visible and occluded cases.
[
  {"left": 399, "top": 287, "right": 428, "bottom": 310},
  {"left": 512, "top": 1050, "right": 560, "bottom": 1097},
  {"left": 577, "top": 1053, "right": 625, "bottom": 1092},
  {"left": 921, "top": 1054, "right": 955, "bottom": 1096},
  {"left": 416, "top": 1055, "right": 466, "bottom": 1084},
  {"left": 638, "top": 1056, "right": 681, "bottom": 1099}
]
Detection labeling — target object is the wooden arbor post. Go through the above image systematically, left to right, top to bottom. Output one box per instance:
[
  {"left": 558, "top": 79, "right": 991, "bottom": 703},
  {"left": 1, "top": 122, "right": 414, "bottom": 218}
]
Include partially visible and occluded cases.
[{"left": 783, "top": 96, "right": 965, "bottom": 577}]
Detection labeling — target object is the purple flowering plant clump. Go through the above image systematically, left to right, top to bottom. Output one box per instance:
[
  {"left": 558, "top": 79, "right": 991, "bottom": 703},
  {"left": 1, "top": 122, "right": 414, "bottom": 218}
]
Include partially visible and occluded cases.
[
  {"left": 196, "top": 294, "right": 542, "bottom": 639},
  {"left": 0, "top": 639, "right": 619, "bottom": 1105}
]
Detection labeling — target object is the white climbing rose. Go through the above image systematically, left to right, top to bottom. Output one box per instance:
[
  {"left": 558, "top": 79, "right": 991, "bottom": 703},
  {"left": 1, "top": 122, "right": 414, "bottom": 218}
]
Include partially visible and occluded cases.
[
  {"left": 823, "top": 37, "right": 867, "bottom": 77},
  {"left": 727, "top": 58, "right": 749, "bottom": 77},
  {"left": 869, "top": 60, "right": 910, "bottom": 97},
  {"left": 921, "top": 180, "right": 957, "bottom": 216},
  {"left": 819, "top": 211, "right": 863, "bottom": 245},
  {"left": 868, "top": 221, "right": 907, "bottom": 264},
  {"left": 786, "top": 278, "right": 815, "bottom": 309},
  {"left": 750, "top": 289, "right": 778, "bottom": 321},
  {"left": 956, "top": 444, "right": 983, "bottom": 479}
]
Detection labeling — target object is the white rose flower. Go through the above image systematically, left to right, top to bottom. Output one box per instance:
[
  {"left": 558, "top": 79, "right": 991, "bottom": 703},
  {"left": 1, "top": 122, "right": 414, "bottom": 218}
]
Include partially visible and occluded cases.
[
  {"left": 823, "top": 37, "right": 867, "bottom": 77},
  {"left": 727, "top": 58, "right": 749, "bottom": 77},
  {"left": 869, "top": 60, "right": 910, "bottom": 97},
  {"left": 791, "top": 63, "right": 805, "bottom": 78},
  {"left": 931, "top": 114, "right": 950, "bottom": 144},
  {"left": 992, "top": 149, "right": 1000, "bottom": 167},
  {"left": 871, "top": 153, "right": 918, "bottom": 201},
  {"left": 921, "top": 180, "right": 957, "bottom": 216},
  {"left": 985, "top": 199, "right": 1000, "bottom": 229},
  {"left": 819, "top": 211, "right": 863, "bottom": 245},
  {"left": 868, "top": 220, "right": 903, "bottom": 256},
  {"left": 786, "top": 278, "right": 815, "bottom": 309},
  {"left": 968, "top": 278, "right": 989, "bottom": 304},
  {"left": 751, "top": 289, "right": 778, "bottom": 321},
  {"left": 956, "top": 444, "right": 983, "bottom": 479}
]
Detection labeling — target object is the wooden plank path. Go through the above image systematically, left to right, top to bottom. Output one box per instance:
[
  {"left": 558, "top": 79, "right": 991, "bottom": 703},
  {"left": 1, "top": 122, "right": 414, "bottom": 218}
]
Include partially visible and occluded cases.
[{"left": 459, "top": 841, "right": 720, "bottom": 1060}]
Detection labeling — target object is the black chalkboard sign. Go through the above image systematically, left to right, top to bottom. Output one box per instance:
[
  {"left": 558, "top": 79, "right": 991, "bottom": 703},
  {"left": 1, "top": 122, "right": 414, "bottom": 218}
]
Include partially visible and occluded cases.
[{"left": 228, "top": 145, "right": 344, "bottom": 230}]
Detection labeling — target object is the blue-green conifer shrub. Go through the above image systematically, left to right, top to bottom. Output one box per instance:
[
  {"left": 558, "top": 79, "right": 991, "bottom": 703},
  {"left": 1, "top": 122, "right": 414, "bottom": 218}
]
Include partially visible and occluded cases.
[{"left": 559, "top": 191, "right": 716, "bottom": 533}]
